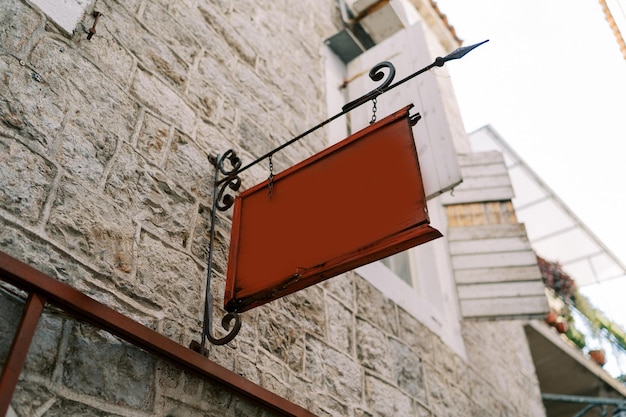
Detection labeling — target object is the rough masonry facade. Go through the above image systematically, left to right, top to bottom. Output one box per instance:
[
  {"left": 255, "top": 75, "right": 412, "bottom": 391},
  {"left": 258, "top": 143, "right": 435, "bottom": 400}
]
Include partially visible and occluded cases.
[{"left": 0, "top": 0, "right": 546, "bottom": 415}]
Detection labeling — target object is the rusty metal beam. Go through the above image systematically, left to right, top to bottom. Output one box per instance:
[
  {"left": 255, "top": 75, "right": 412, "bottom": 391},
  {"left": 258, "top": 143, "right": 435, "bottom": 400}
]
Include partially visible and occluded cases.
[
  {"left": 0, "top": 251, "right": 316, "bottom": 417},
  {"left": 0, "top": 292, "right": 45, "bottom": 417}
]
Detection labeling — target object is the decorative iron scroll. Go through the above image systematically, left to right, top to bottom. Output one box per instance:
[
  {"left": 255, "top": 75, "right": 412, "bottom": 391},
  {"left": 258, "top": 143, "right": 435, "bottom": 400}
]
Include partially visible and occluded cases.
[
  {"left": 193, "top": 40, "right": 488, "bottom": 347},
  {"left": 342, "top": 61, "right": 396, "bottom": 112},
  {"left": 214, "top": 151, "right": 242, "bottom": 211},
  {"left": 197, "top": 153, "right": 244, "bottom": 349}
]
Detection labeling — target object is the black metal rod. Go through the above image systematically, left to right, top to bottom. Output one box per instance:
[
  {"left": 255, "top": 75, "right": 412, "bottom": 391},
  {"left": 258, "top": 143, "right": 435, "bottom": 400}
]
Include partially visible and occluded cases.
[
  {"left": 216, "top": 39, "right": 488, "bottom": 186},
  {"left": 218, "top": 109, "right": 349, "bottom": 186},
  {"left": 198, "top": 154, "right": 242, "bottom": 347},
  {"left": 200, "top": 155, "right": 221, "bottom": 347},
  {"left": 542, "top": 393, "right": 626, "bottom": 407},
  {"left": 572, "top": 404, "right": 606, "bottom": 417}
]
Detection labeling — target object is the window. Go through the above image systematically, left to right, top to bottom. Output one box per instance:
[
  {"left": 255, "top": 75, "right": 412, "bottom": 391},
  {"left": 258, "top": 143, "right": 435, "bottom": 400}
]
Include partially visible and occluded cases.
[
  {"left": 31, "top": 0, "right": 94, "bottom": 35},
  {"left": 324, "top": 11, "right": 468, "bottom": 357},
  {"left": 381, "top": 252, "right": 412, "bottom": 286}
]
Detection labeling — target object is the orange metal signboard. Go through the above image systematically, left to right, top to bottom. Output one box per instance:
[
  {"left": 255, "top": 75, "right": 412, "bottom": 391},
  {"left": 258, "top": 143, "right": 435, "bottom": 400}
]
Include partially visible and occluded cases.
[{"left": 224, "top": 105, "right": 442, "bottom": 312}]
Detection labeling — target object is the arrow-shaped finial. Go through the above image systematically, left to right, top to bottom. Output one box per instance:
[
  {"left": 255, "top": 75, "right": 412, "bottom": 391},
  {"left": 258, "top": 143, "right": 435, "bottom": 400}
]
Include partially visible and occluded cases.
[{"left": 434, "top": 39, "right": 489, "bottom": 67}]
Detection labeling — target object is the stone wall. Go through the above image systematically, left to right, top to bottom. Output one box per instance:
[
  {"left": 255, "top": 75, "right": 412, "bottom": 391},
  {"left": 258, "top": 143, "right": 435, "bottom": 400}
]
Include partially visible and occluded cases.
[{"left": 1, "top": 0, "right": 546, "bottom": 416}]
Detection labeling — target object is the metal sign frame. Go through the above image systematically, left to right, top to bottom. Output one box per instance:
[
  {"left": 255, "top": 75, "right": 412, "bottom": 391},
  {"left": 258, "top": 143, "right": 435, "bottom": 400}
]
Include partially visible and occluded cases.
[
  {"left": 199, "top": 41, "right": 488, "bottom": 346},
  {"left": 224, "top": 106, "right": 441, "bottom": 313}
]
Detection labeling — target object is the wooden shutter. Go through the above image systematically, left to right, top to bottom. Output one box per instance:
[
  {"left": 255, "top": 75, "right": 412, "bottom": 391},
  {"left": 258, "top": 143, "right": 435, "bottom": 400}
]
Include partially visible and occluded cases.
[
  {"left": 345, "top": 22, "right": 461, "bottom": 199},
  {"left": 445, "top": 152, "right": 549, "bottom": 320}
]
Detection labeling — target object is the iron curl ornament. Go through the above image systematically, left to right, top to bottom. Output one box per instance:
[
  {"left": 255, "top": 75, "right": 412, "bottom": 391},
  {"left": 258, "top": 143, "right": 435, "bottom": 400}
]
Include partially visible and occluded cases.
[
  {"left": 191, "top": 39, "right": 488, "bottom": 348},
  {"left": 342, "top": 60, "right": 396, "bottom": 112},
  {"left": 214, "top": 150, "right": 242, "bottom": 211},
  {"left": 195, "top": 152, "right": 244, "bottom": 350}
]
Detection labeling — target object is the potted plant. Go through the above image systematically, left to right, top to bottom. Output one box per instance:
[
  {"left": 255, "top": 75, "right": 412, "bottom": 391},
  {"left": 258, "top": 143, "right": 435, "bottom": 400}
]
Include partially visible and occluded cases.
[
  {"left": 545, "top": 310, "right": 559, "bottom": 325},
  {"left": 588, "top": 349, "right": 607, "bottom": 366}
]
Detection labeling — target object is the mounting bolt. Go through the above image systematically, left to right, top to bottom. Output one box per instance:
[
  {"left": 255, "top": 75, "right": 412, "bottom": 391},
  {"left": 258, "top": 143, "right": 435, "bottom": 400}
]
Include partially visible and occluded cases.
[{"left": 87, "top": 11, "right": 102, "bottom": 40}]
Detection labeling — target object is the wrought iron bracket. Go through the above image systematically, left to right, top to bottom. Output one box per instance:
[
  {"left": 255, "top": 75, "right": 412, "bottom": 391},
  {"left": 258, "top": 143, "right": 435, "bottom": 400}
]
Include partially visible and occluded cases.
[
  {"left": 193, "top": 40, "right": 488, "bottom": 347},
  {"left": 192, "top": 152, "right": 244, "bottom": 352}
]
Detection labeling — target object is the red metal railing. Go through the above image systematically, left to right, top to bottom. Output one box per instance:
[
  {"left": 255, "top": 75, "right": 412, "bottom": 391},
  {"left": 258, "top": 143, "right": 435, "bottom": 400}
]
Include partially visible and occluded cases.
[{"left": 0, "top": 251, "right": 315, "bottom": 417}]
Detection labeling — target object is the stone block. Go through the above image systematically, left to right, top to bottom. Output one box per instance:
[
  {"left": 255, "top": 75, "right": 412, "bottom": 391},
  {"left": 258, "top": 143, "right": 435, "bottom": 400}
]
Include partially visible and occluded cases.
[
  {"left": 0, "top": 0, "right": 41, "bottom": 53},
  {"left": 109, "top": 0, "right": 140, "bottom": 14},
  {"left": 140, "top": 2, "right": 199, "bottom": 65},
  {"left": 103, "top": 3, "right": 189, "bottom": 92},
  {"left": 168, "top": 3, "right": 234, "bottom": 68},
  {"left": 197, "top": 4, "right": 256, "bottom": 67},
  {"left": 74, "top": 22, "right": 135, "bottom": 89},
  {"left": 27, "top": 37, "right": 138, "bottom": 184},
  {"left": 187, "top": 49, "right": 239, "bottom": 127},
  {"left": 0, "top": 56, "right": 66, "bottom": 151},
  {"left": 132, "top": 69, "right": 194, "bottom": 133},
  {"left": 186, "top": 73, "right": 221, "bottom": 126},
  {"left": 135, "top": 111, "right": 172, "bottom": 165},
  {"left": 236, "top": 113, "right": 276, "bottom": 162},
  {"left": 55, "top": 114, "right": 117, "bottom": 186},
  {"left": 193, "top": 119, "right": 233, "bottom": 157},
  {"left": 164, "top": 130, "right": 212, "bottom": 201},
  {"left": 0, "top": 136, "right": 56, "bottom": 223},
  {"left": 105, "top": 143, "right": 195, "bottom": 247},
  {"left": 46, "top": 178, "right": 135, "bottom": 275},
  {"left": 191, "top": 204, "right": 226, "bottom": 267},
  {"left": 0, "top": 220, "right": 97, "bottom": 290},
  {"left": 135, "top": 231, "right": 203, "bottom": 319},
  {"left": 320, "top": 272, "right": 354, "bottom": 311},
  {"left": 355, "top": 277, "right": 398, "bottom": 336},
  {"left": 276, "top": 286, "right": 326, "bottom": 338},
  {"left": 0, "top": 289, "right": 24, "bottom": 367},
  {"left": 326, "top": 295, "right": 354, "bottom": 354},
  {"left": 397, "top": 307, "right": 434, "bottom": 361},
  {"left": 229, "top": 309, "right": 260, "bottom": 360},
  {"left": 258, "top": 310, "right": 305, "bottom": 373},
  {"left": 23, "top": 312, "right": 64, "bottom": 376},
  {"left": 159, "top": 316, "right": 186, "bottom": 344},
  {"left": 356, "top": 318, "right": 392, "bottom": 379},
  {"left": 62, "top": 322, "right": 156, "bottom": 411},
  {"left": 305, "top": 335, "right": 362, "bottom": 402},
  {"left": 389, "top": 338, "right": 426, "bottom": 402},
  {"left": 256, "top": 348, "right": 291, "bottom": 384},
  {"left": 236, "top": 354, "right": 261, "bottom": 384},
  {"left": 156, "top": 359, "right": 184, "bottom": 393},
  {"left": 259, "top": 371, "right": 289, "bottom": 399},
  {"left": 201, "top": 373, "right": 237, "bottom": 412},
  {"left": 283, "top": 374, "right": 314, "bottom": 412},
  {"left": 364, "top": 374, "right": 413, "bottom": 417},
  {"left": 430, "top": 380, "right": 472, "bottom": 416},
  {"left": 10, "top": 383, "right": 55, "bottom": 417},
  {"left": 310, "top": 393, "right": 350, "bottom": 417},
  {"left": 44, "top": 398, "right": 125, "bottom": 416},
  {"left": 160, "top": 398, "right": 206, "bottom": 417}
]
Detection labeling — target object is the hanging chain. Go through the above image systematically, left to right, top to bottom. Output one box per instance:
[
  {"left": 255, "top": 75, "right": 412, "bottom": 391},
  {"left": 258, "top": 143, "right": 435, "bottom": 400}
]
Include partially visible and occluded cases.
[
  {"left": 369, "top": 97, "right": 378, "bottom": 125},
  {"left": 268, "top": 154, "right": 275, "bottom": 199}
]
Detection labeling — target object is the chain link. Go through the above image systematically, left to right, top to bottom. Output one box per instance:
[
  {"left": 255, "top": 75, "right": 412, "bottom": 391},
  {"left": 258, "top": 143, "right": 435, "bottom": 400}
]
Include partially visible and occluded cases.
[
  {"left": 369, "top": 97, "right": 378, "bottom": 125},
  {"left": 268, "top": 154, "right": 275, "bottom": 199}
]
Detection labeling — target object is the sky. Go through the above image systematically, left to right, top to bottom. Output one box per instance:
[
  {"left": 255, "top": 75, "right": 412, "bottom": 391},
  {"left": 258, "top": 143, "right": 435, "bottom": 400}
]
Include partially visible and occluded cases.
[{"left": 433, "top": 1, "right": 626, "bottom": 346}]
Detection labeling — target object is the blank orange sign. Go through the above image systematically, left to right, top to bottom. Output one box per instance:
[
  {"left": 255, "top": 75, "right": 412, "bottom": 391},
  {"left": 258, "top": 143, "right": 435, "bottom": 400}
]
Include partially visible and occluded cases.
[{"left": 224, "top": 105, "right": 442, "bottom": 312}]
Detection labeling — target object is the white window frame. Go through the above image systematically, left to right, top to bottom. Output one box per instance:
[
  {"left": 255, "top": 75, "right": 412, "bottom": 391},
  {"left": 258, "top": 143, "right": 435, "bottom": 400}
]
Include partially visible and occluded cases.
[
  {"left": 31, "top": 0, "right": 95, "bottom": 35},
  {"left": 323, "top": 28, "right": 465, "bottom": 356}
]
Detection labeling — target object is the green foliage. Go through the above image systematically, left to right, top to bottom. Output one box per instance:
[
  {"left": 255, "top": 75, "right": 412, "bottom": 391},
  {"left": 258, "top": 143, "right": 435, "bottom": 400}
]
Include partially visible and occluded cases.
[
  {"left": 537, "top": 254, "right": 626, "bottom": 353},
  {"left": 572, "top": 291, "right": 626, "bottom": 352},
  {"left": 565, "top": 325, "right": 587, "bottom": 350}
]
